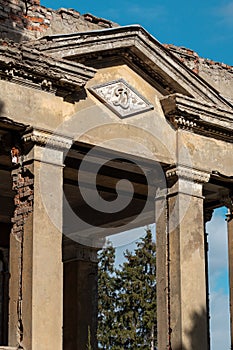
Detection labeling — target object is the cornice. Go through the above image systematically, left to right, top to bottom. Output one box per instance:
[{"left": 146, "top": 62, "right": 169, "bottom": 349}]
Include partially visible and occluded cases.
[
  {"left": 0, "top": 40, "right": 96, "bottom": 101},
  {"left": 161, "top": 94, "right": 233, "bottom": 143}
]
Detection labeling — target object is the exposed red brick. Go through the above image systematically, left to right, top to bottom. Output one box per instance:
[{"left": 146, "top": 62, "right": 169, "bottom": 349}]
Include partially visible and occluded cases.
[
  {"left": 0, "top": 0, "right": 116, "bottom": 42},
  {"left": 26, "top": 16, "right": 44, "bottom": 23},
  {"left": 11, "top": 170, "right": 34, "bottom": 242}
]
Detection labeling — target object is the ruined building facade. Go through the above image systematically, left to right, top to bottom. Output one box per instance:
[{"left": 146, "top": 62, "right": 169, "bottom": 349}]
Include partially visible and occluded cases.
[{"left": 0, "top": 0, "right": 233, "bottom": 349}]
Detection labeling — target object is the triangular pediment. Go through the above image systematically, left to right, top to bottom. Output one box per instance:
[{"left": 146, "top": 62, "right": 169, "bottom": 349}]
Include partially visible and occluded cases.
[{"left": 33, "top": 25, "right": 232, "bottom": 109}]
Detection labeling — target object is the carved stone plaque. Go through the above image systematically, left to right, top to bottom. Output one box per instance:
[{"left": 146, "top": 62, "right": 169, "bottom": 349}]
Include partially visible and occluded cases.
[{"left": 89, "top": 79, "right": 154, "bottom": 118}]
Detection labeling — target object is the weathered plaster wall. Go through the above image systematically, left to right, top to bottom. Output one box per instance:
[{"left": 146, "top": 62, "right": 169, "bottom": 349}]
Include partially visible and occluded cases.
[{"left": 177, "top": 129, "right": 233, "bottom": 177}]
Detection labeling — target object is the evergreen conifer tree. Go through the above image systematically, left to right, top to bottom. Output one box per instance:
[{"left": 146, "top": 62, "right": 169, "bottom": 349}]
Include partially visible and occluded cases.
[
  {"left": 98, "top": 228, "right": 157, "bottom": 349},
  {"left": 97, "top": 243, "right": 119, "bottom": 348}
]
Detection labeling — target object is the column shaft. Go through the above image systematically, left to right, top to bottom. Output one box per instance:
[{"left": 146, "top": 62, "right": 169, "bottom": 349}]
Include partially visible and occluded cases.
[
  {"left": 156, "top": 168, "right": 210, "bottom": 350},
  {"left": 168, "top": 189, "right": 208, "bottom": 350},
  {"left": 156, "top": 194, "right": 170, "bottom": 349},
  {"left": 63, "top": 240, "right": 98, "bottom": 350},
  {"left": 63, "top": 258, "right": 98, "bottom": 350}
]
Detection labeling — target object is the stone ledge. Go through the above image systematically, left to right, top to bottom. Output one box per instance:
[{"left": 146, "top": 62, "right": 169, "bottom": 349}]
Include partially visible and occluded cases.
[{"left": 0, "top": 347, "right": 17, "bottom": 350}]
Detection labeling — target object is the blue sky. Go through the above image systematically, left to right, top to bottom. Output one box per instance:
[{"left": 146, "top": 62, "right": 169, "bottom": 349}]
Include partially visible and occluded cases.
[
  {"left": 40, "top": 0, "right": 231, "bottom": 348},
  {"left": 41, "top": 0, "right": 233, "bottom": 65}
]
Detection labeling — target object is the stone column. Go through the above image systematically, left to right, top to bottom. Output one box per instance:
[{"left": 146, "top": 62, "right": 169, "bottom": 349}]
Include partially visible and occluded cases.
[
  {"left": 8, "top": 128, "right": 72, "bottom": 350},
  {"left": 156, "top": 166, "right": 210, "bottom": 350},
  {"left": 155, "top": 188, "right": 170, "bottom": 349},
  {"left": 204, "top": 208, "right": 214, "bottom": 350},
  {"left": 227, "top": 210, "right": 233, "bottom": 349},
  {"left": 63, "top": 239, "right": 98, "bottom": 350}
]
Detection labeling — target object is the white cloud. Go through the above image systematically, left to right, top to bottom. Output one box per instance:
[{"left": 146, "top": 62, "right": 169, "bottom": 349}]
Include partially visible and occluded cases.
[
  {"left": 214, "top": 2, "right": 233, "bottom": 27},
  {"left": 220, "top": 2, "right": 233, "bottom": 16},
  {"left": 101, "top": 4, "right": 166, "bottom": 25},
  {"left": 125, "top": 4, "right": 165, "bottom": 21}
]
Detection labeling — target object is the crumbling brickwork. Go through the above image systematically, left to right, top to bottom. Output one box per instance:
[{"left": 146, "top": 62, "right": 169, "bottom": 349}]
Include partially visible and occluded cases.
[
  {"left": 0, "top": 0, "right": 117, "bottom": 42},
  {"left": 164, "top": 44, "right": 200, "bottom": 74},
  {"left": 165, "top": 44, "right": 233, "bottom": 102},
  {"left": 10, "top": 168, "right": 34, "bottom": 347},
  {"left": 11, "top": 169, "right": 34, "bottom": 242}
]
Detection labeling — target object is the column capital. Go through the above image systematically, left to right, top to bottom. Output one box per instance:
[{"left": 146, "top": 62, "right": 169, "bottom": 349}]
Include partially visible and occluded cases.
[
  {"left": 21, "top": 127, "right": 73, "bottom": 167},
  {"left": 22, "top": 127, "right": 73, "bottom": 151},
  {"left": 166, "top": 165, "right": 210, "bottom": 184},
  {"left": 166, "top": 166, "right": 210, "bottom": 199},
  {"left": 63, "top": 238, "right": 98, "bottom": 263}
]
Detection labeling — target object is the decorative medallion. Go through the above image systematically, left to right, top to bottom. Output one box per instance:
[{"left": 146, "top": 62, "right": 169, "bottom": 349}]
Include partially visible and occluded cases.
[{"left": 89, "top": 79, "right": 154, "bottom": 118}]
